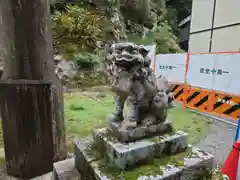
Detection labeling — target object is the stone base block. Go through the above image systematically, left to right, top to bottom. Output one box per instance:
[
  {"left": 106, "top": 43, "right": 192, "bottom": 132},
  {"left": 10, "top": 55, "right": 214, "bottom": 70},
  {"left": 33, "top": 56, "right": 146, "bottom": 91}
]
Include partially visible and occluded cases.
[
  {"left": 108, "top": 120, "right": 173, "bottom": 142},
  {"left": 94, "top": 129, "right": 188, "bottom": 170},
  {"left": 75, "top": 139, "right": 214, "bottom": 180},
  {"left": 53, "top": 158, "right": 81, "bottom": 180}
]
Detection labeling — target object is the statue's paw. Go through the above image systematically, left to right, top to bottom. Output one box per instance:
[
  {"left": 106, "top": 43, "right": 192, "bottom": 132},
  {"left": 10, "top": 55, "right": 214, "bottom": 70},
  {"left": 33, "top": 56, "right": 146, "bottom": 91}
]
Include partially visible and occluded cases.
[
  {"left": 108, "top": 113, "right": 123, "bottom": 123},
  {"left": 120, "top": 119, "right": 137, "bottom": 130}
]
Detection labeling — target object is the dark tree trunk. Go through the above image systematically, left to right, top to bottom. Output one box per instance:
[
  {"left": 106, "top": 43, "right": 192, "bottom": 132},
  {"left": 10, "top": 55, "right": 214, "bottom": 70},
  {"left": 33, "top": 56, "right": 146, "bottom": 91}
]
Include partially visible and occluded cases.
[
  {"left": 0, "top": 0, "right": 67, "bottom": 176},
  {"left": 0, "top": 80, "right": 54, "bottom": 178}
]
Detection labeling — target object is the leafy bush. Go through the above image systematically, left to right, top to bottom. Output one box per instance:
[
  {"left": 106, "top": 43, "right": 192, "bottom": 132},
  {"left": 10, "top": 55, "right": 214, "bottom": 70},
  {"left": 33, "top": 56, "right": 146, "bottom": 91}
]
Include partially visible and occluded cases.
[
  {"left": 52, "top": 5, "right": 105, "bottom": 59},
  {"left": 131, "top": 23, "right": 184, "bottom": 54},
  {"left": 73, "top": 53, "right": 101, "bottom": 70}
]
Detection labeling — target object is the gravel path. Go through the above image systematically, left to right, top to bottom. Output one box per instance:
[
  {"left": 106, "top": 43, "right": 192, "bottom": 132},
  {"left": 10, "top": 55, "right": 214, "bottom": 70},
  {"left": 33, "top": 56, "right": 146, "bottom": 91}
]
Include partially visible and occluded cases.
[{"left": 195, "top": 117, "right": 237, "bottom": 166}]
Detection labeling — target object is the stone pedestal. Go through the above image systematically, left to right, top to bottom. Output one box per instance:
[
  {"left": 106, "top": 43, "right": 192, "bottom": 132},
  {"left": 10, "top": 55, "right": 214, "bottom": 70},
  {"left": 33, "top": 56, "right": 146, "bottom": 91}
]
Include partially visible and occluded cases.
[
  {"left": 53, "top": 120, "right": 214, "bottom": 180},
  {"left": 72, "top": 120, "right": 214, "bottom": 180},
  {"left": 93, "top": 128, "right": 187, "bottom": 170},
  {"left": 74, "top": 139, "right": 214, "bottom": 180}
]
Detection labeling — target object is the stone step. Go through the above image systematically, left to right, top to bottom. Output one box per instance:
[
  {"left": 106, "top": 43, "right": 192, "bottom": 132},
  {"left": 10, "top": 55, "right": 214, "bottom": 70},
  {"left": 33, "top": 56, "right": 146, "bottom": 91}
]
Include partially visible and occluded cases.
[
  {"left": 108, "top": 120, "right": 173, "bottom": 142},
  {"left": 92, "top": 128, "right": 188, "bottom": 170},
  {"left": 74, "top": 139, "right": 214, "bottom": 180},
  {"left": 53, "top": 158, "right": 81, "bottom": 180}
]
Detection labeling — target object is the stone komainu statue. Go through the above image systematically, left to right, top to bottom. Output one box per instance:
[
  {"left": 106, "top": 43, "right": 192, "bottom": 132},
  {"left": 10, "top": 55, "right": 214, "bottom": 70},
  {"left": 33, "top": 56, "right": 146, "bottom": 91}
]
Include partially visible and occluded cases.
[{"left": 106, "top": 42, "right": 169, "bottom": 130}]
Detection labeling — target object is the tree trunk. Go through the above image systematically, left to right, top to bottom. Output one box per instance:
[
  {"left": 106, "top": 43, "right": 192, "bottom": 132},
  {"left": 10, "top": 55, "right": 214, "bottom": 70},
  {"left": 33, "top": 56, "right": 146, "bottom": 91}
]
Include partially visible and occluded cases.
[
  {"left": 0, "top": 0, "right": 67, "bottom": 175},
  {"left": 0, "top": 80, "right": 54, "bottom": 178}
]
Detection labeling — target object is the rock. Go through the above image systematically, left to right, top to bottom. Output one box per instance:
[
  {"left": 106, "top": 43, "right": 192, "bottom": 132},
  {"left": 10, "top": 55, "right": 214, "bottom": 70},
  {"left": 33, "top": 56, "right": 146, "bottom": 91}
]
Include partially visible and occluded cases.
[{"left": 54, "top": 55, "right": 77, "bottom": 82}]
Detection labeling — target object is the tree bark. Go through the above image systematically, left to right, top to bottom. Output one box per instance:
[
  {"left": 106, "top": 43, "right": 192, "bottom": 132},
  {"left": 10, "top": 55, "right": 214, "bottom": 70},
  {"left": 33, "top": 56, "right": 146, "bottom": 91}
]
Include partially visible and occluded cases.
[
  {"left": 0, "top": 0, "right": 67, "bottom": 173},
  {"left": 0, "top": 80, "right": 54, "bottom": 178}
]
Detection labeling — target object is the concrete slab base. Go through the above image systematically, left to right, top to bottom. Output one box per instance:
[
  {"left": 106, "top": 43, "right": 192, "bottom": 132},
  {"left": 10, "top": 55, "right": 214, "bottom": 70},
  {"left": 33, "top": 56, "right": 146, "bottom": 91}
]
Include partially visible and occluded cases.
[{"left": 74, "top": 139, "right": 214, "bottom": 180}]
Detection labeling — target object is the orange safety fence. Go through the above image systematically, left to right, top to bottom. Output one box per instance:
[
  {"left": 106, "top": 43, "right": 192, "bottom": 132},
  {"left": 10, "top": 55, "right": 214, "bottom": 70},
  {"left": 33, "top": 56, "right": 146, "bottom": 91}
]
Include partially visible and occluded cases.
[
  {"left": 164, "top": 51, "right": 240, "bottom": 121},
  {"left": 171, "top": 85, "right": 240, "bottom": 120}
]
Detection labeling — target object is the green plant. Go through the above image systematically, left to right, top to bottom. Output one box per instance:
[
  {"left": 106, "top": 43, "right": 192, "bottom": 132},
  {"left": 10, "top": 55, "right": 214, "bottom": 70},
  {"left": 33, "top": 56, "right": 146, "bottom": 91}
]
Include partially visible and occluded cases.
[
  {"left": 52, "top": 5, "right": 105, "bottom": 59},
  {"left": 130, "top": 23, "right": 184, "bottom": 54},
  {"left": 73, "top": 53, "right": 101, "bottom": 69}
]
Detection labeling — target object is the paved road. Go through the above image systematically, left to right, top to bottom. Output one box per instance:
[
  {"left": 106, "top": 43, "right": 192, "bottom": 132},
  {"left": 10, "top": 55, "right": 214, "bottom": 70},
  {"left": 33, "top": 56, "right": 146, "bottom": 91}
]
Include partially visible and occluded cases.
[{"left": 196, "top": 118, "right": 236, "bottom": 166}]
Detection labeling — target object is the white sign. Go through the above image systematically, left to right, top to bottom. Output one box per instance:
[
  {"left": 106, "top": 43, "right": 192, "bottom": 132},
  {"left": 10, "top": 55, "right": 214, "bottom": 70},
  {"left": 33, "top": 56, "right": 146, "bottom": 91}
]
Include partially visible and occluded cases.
[
  {"left": 144, "top": 44, "right": 156, "bottom": 70},
  {"left": 155, "top": 53, "right": 187, "bottom": 83},
  {"left": 212, "top": 53, "right": 240, "bottom": 95},
  {"left": 186, "top": 54, "right": 217, "bottom": 90}
]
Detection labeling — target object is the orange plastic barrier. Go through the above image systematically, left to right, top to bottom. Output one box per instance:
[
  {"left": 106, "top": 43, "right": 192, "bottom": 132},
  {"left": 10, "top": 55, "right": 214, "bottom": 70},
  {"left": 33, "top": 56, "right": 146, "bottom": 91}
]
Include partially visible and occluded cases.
[
  {"left": 154, "top": 51, "right": 240, "bottom": 121},
  {"left": 171, "top": 84, "right": 240, "bottom": 120}
]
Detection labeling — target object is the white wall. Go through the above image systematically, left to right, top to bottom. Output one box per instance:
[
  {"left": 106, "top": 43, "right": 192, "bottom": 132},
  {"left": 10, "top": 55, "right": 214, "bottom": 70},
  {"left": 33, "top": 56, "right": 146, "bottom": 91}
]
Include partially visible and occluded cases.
[
  {"left": 189, "top": 0, "right": 240, "bottom": 53},
  {"left": 190, "top": 0, "right": 214, "bottom": 33},
  {"left": 214, "top": 0, "right": 240, "bottom": 27},
  {"left": 211, "top": 25, "right": 240, "bottom": 52},
  {"left": 188, "top": 31, "right": 211, "bottom": 53}
]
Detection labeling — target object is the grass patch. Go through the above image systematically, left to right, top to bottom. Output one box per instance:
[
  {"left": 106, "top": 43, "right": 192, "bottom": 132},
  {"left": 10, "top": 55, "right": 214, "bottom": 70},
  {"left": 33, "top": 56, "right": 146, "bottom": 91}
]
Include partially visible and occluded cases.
[
  {"left": 65, "top": 91, "right": 211, "bottom": 146},
  {"left": 64, "top": 92, "right": 114, "bottom": 138},
  {"left": 168, "top": 106, "right": 211, "bottom": 144}
]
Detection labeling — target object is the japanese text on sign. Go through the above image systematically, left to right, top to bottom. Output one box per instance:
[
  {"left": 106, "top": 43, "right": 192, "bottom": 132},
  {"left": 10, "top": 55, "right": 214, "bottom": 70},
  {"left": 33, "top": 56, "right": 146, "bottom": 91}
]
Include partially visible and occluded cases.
[
  {"left": 159, "top": 65, "right": 176, "bottom": 70},
  {"left": 199, "top": 68, "right": 229, "bottom": 75}
]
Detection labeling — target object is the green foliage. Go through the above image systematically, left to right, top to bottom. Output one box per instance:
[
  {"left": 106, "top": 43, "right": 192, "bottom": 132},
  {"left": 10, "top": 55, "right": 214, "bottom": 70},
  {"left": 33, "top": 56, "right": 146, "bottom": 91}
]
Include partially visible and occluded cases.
[
  {"left": 51, "top": 0, "right": 188, "bottom": 61},
  {"left": 123, "top": 0, "right": 186, "bottom": 53},
  {"left": 150, "top": 0, "right": 166, "bottom": 20},
  {"left": 52, "top": 5, "right": 105, "bottom": 59},
  {"left": 163, "top": 7, "right": 179, "bottom": 35},
  {"left": 131, "top": 23, "right": 184, "bottom": 54},
  {"left": 153, "top": 23, "right": 184, "bottom": 53},
  {"left": 73, "top": 53, "right": 100, "bottom": 65}
]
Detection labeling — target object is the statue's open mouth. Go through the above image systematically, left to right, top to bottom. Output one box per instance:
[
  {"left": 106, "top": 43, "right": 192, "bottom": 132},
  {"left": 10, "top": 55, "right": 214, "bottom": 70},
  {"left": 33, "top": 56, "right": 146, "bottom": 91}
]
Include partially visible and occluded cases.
[{"left": 115, "top": 59, "right": 142, "bottom": 72}]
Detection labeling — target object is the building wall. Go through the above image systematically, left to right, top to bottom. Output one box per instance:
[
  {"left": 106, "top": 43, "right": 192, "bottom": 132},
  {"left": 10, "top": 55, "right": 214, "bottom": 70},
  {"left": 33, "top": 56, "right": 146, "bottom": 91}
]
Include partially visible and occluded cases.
[
  {"left": 188, "top": 0, "right": 240, "bottom": 53},
  {"left": 190, "top": 0, "right": 214, "bottom": 33}
]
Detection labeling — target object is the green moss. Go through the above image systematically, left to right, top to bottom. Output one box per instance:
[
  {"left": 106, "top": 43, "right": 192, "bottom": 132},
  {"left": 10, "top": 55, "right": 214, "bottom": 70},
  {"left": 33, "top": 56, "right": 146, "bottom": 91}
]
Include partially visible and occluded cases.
[
  {"left": 97, "top": 129, "right": 118, "bottom": 143},
  {"left": 85, "top": 141, "right": 106, "bottom": 161},
  {"left": 84, "top": 142, "right": 197, "bottom": 180},
  {"left": 94, "top": 152, "right": 191, "bottom": 179},
  {"left": 96, "top": 158, "right": 165, "bottom": 179}
]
